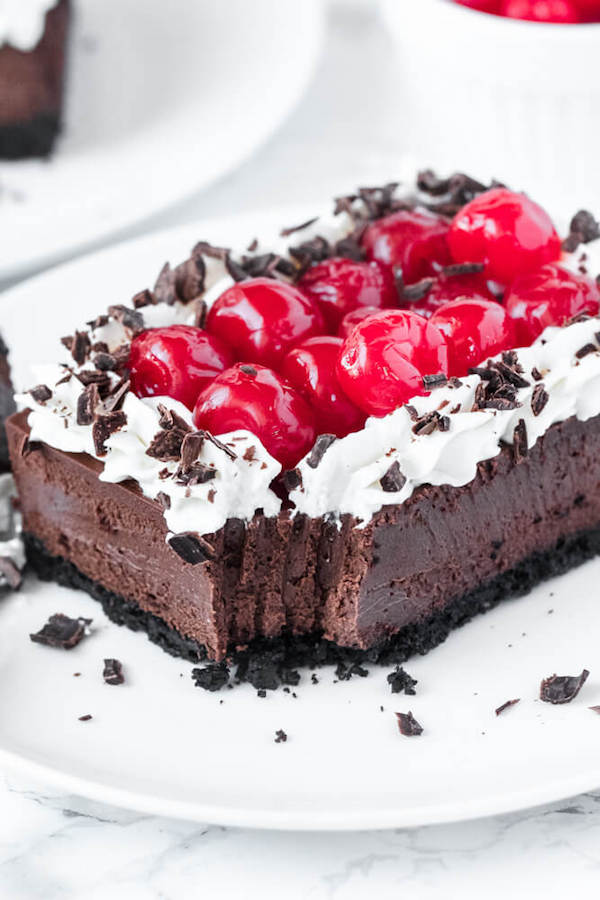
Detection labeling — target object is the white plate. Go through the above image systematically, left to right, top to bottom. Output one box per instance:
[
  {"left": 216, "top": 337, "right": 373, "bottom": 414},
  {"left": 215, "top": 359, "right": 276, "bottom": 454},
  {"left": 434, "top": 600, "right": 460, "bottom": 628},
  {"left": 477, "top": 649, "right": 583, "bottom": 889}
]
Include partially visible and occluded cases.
[
  {"left": 0, "top": 0, "right": 323, "bottom": 282},
  {"left": 1, "top": 214, "right": 600, "bottom": 831}
]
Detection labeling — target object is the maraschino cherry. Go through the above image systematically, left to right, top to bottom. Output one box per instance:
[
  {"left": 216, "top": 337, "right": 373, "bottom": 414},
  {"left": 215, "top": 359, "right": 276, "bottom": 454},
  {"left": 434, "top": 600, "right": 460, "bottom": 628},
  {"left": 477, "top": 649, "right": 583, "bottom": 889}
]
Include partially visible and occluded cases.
[
  {"left": 454, "top": 0, "right": 501, "bottom": 9},
  {"left": 500, "top": 0, "right": 580, "bottom": 21},
  {"left": 448, "top": 188, "right": 561, "bottom": 285},
  {"left": 361, "top": 209, "right": 451, "bottom": 284},
  {"left": 298, "top": 258, "right": 397, "bottom": 331},
  {"left": 505, "top": 263, "right": 600, "bottom": 344},
  {"left": 206, "top": 277, "right": 324, "bottom": 368},
  {"left": 430, "top": 299, "right": 515, "bottom": 376},
  {"left": 337, "top": 306, "right": 383, "bottom": 339},
  {"left": 337, "top": 310, "right": 449, "bottom": 416},
  {"left": 129, "top": 325, "right": 234, "bottom": 411},
  {"left": 282, "top": 337, "right": 366, "bottom": 438},
  {"left": 193, "top": 363, "right": 316, "bottom": 469}
]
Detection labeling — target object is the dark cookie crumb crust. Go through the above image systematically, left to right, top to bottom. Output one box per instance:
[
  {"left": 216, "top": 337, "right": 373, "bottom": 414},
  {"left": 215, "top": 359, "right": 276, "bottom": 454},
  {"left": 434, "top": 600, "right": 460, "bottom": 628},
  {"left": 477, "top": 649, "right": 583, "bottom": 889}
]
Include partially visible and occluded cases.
[{"left": 24, "top": 525, "right": 600, "bottom": 690}]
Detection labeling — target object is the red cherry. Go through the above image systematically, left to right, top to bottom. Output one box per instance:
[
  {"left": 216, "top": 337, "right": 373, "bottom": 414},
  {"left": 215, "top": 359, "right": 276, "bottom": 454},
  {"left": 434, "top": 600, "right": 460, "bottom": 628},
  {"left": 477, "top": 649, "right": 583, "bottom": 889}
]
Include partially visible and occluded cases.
[
  {"left": 454, "top": 0, "right": 501, "bottom": 9},
  {"left": 500, "top": 0, "right": 580, "bottom": 20},
  {"left": 573, "top": 0, "right": 600, "bottom": 18},
  {"left": 448, "top": 188, "right": 561, "bottom": 285},
  {"left": 361, "top": 209, "right": 452, "bottom": 284},
  {"left": 298, "top": 258, "right": 397, "bottom": 332},
  {"left": 505, "top": 263, "right": 600, "bottom": 344},
  {"left": 399, "top": 271, "right": 497, "bottom": 318},
  {"left": 206, "top": 277, "right": 324, "bottom": 368},
  {"left": 430, "top": 299, "right": 516, "bottom": 377},
  {"left": 337, "top": 306, "right": 384, "bottom": 339},
  {"left": 337, "top": 310, "right": 449, "bottom": 417},
  {"left": 129, "top": 325, "right": 234, "bottom": 411},
  {"left": 282, "top": 337, "right": 366, "bottom": 438},
  {"left": 193, "top": 363, "right": 316, "bottom": 469}
]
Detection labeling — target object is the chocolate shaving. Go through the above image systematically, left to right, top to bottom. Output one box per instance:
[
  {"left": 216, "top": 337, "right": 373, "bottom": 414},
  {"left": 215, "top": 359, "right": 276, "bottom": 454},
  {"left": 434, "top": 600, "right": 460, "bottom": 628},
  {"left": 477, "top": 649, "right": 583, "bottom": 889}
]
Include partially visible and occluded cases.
[
  {"left": 417, "top": 170, "right": 490, "bottom": 216},
  {"left": 562, "top": 209, "right": 600, "bottom": 252},
  {"left": 280, "top": 216, "right": 319, "bottom": 237},
  {"left": 192, "top": 240, "right": 230, "bottom": 261},
  {"left": 175, "top": 249, "right": 206, "bottom": 301},
  {"left": 225, "top": 255, "right": 249, "bottom": 282},
  {"left": 153, "top": 262, "right": 177, "bottom": 305},
  {"left": 441, "top": 262, "right": 485, "bottom": 277},
  {"left": 399, "top": 277, "right": 434, "bottom": 302},
  {"left": 131, "top": 288, "right": 155, "bottom": 309},
  {"left": 192, "top": 298, "right": 208, "bottom": 329},
  {"left": 108, "top": 304, "right": 144, "bottom": 336},
  {"left": 63, "top": 331, "right": 91, "bottom": 366},
  {"left": 576, "top": 343, "right": 597, "bottom": 359},
  {"left": 92, "top": 351, "right": 118, "bottom": 371},
  {"left": 470, "top": 357, "right": 526, "bottom": 412},
  {"left": 240, "top": 365, "right": 257, "bottom": 376},
  {"left": 531, "top": 366, "right": 543, "bottom": 382},
  {"left": 75, "top": 369, "right": 112, "bottom": 397},
  {"left": 422, "top": 373, "right": 448, "bottom": 389},
  {"left": 102, "top": 378, "right": 130, "bottom": 413},
  {"left": 76, "top": 383, "right": 100, "bottom": 426},
  {"left": 531, "top": 383, "right": 549, "bottom": 417},
  {"left": 29, "top": 384, "right": 52, "bottom": 404},
  {"left": 404, "top": 404, "right": 419, "bottom": 421},
  {"left": 92, "top": 410, "right": 127, "bottom": 456},
  {"left": 412, "top": 410, "right": 450, "bottom": 436},
  {"left": 513, "top": 419, "right": 528, "bottom": 463},
  {"left": 195, "top": 430, "right": 237, "bottom": 461},
  {"left": 179, "top": 431, "right": 205, "bottom": 471},
  {"left": 306, "top": 434, "right": 336, "bottom": 469},
  {"left": 380, "top": 461, "right": 406, "bottom": 493},
  {"left": 176, "top": 463, "right": 217, "bottom": 486},
  {"left": 156, "top": 491, "right": 171, "bottom": 510},
  {"left": 169, "top": 532, "right": 215, "bottom": 564},
  {"left": 30, "top": 613, "right": 91, "bottom": 649},
  {"left": 103, "top": 658, "right": 124, "bottom": 685},
  {"left": 192, "top": 663, "right": 230, "bottom": 692},
  {"left": 387, "top": 666, "right": 417, "bottom": 695},
  {"left": 540, "top": 669, "right": 590, "bottom": 704},
  {"left": 495, "top": 698, "right": 520, "bottom": 716},
  {"left": 589, "top": 706, "right": 600, "bottom": 714},
  {"left": 395, "top": 711, "right": 423, "bottom": 736},
  {"left": 78, "top": 715, "right": 93, "bottom": 722},
  {"left": 274, "top": 729, "right": 288, "bottom": 743}
]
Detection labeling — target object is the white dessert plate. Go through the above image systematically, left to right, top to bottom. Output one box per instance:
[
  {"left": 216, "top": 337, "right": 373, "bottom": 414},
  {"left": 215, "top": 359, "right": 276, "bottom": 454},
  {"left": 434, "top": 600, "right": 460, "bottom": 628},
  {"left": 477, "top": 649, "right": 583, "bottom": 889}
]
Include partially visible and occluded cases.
[
  {"left": 0, "top": 0, "right": 323, "bottom": 282},
  {"left": 1, "top": 213, "right": 600, "bottom": 831}
]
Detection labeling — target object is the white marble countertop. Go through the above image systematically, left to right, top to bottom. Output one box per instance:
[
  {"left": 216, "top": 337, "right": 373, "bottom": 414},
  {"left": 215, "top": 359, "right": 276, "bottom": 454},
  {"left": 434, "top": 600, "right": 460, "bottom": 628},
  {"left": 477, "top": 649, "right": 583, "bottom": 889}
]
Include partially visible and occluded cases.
[{"left": 3, "top": 3, "right": 600, "bottom": 897}]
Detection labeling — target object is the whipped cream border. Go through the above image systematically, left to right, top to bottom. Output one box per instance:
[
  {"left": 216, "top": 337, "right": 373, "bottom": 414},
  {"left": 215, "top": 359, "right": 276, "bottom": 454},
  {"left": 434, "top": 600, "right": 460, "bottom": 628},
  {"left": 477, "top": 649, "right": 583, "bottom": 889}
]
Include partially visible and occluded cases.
[
  {"left": 0, "top": 0, "right": 58, "bottom": 51},
  {"left": 17, "top": 189, "right": 600, "bottom": 538}
]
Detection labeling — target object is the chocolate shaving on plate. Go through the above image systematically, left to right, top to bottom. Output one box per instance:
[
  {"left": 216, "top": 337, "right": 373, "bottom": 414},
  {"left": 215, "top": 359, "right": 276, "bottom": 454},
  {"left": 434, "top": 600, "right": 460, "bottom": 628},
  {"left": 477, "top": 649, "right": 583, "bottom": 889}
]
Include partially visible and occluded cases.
[
  {"left": 306, "top": 434, "right": 336, "bottom": 469},
  {"left": 380, "top": 461, "right": 406, "bottom": 493},
  {"left": 169, "top": 532, "right": 215, "bottom": 564},
  {"left": 30, "top": 613, "right": 92, "bottom": 649},
  {"left": 103, "top": 658, "right": 125, "bottom": 685},
  {"left": 387, "top": 666, "right": 417, "bottom": 695},
  {"left": 540, "top": 669, "right": 590, "bottom": 704},
  {"left": 495, "top": 698, "right": 520, "bottom": 716},
  {"left": 395, "top": 711, "right": 423, "bottom": 736},
  {"left": 78, "top": 714, "right": 93, "bottom": 722},
  {"left": 274, "top": 729, "right": 288, "bottom": 743}
]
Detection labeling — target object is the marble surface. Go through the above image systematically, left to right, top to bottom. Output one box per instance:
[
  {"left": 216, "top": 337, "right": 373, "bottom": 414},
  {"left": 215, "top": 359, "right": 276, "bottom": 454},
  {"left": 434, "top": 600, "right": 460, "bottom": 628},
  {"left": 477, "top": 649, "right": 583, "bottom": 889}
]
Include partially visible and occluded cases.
[{"left": 3, "top": 3, "right": 600, "bottom": 897}]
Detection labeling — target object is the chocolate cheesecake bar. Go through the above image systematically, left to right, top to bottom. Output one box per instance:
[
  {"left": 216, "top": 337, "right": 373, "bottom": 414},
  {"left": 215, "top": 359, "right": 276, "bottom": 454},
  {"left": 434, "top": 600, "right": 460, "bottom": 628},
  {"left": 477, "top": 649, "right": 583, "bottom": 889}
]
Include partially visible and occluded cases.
[
  {"left": 0, "top": 0, "right": 70, "bottom": 159},
  {"left": 10, "top": 173, "right": 600, "bottom": 688}
]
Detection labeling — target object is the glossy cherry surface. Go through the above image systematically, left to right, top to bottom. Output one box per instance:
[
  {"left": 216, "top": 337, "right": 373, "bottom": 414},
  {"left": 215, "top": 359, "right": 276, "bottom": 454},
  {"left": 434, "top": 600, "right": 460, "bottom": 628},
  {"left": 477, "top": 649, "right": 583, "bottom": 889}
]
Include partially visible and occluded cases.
[
  {"left": 454, "top": 0, "right": 501, "bottom": 9},
  {"left": 500, "top": 0, "right": 580, "bottom": 20},
  {"left": 448, "top": 188, "right": 561, "bottom": 285},
  {"left": 361, "top": 209, "right": 452, "bottom": 284},
  {"left": 299, "top": 257, "right": 397, "bottom": 332},
  {"left": 504, "top": 263, "right": 600, "bottom": 344},
  {"left": 206, "top": 277, "right": 324, "bottom": 368},
  {"left": 430, "top": 299, "right": 516, "bottom": 376},
  {"left": 337, "top": 306, "right": 384, "bottom": 339},
  {"left": 337, "top": 310, "right": 449, "bottom": 416},
  {"left": 129, "top": 325, "right": 234, "bottom": 411},
  {"left": 282, "top": 337, "right": 366, "bottom": 438},
  {"left": 193, "top": 363, "right": 316, "bottom": 469}
]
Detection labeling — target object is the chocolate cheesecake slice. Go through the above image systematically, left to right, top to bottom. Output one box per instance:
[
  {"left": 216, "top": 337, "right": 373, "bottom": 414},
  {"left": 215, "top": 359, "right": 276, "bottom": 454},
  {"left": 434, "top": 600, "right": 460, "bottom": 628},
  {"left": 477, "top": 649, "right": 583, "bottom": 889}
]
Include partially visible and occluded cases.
[
  {"left": 0, "top": 0, "right": 70, "bottom": 159},
  {"left": 10, "top": 173, "right": 600, "bottom": 688}
]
